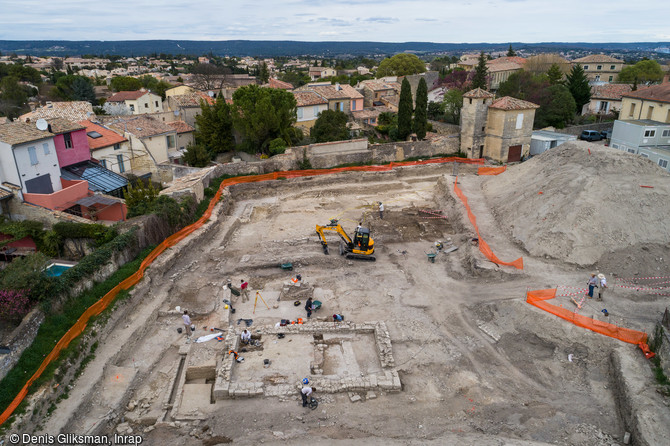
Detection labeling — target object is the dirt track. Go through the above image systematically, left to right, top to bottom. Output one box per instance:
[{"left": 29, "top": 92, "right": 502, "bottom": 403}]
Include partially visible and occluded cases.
[{"left": 14, "top": 159, "right": 670, "bottom": 446}]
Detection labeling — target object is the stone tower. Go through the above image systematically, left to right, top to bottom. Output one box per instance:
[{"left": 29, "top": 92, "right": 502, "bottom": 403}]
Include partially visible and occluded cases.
[{"left": 460, "top": 88, "right": 495, "bottom": 159}]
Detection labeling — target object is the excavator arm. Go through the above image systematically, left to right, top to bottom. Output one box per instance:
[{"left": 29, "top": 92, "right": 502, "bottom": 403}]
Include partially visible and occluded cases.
[{"left": 315, "top": 221, "right": 352, "bottom": 255}]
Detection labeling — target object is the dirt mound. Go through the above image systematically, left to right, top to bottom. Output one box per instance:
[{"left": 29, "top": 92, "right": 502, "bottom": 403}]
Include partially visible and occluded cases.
[{"left": 483, "top": 141, "right": 670, "bottom": 266}]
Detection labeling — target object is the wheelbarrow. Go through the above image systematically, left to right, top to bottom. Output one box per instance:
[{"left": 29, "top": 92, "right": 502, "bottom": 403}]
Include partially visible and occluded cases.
[
  {"left": 426, "top": 252, "right": 437, "bottom": 263},
  {"left": 280, "top": 262, "right": 293, "bottom": 271},
  {"left": 312, "top": 300, "right": 322, "bottom": 312}
]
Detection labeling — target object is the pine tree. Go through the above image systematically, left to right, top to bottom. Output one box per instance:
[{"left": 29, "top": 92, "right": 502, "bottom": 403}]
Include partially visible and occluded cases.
[
  {"left": 507, "top": 44, "right": 516, "bottom": 57},
  {"left": 471, "top": 51, "right": 489, "bottom": 90},
  {"left": 259, "top": 62, "right": 270, "bottom": 84},
  {"left": 547, "top": 63, "right": 564, "bottom": 85},
  {"left": 565, "top": 64, "right": 591, "bottom": 113},
  {"left": 397, "top": 77, "right": 413, "bottom": 141},
  {"left": 413, "top": 78, "right": 428, "bottom": 140}
]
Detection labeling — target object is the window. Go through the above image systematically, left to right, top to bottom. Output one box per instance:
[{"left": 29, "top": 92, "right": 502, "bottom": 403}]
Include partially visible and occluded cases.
[
  {"left": 583, "top": 65, "right": 589, "bottom": 70},
  {"left": 597, "top": 65, "right": 602, "bottom": 70},
  {"left": 610, "top": 65, "right": 616, "bottom": 70},
  {"left": 595, "top": 75, "right": 600, "bottom": 82},
  {"left": 609, "top": 76, "right": 613, "bottom": 82},
  {"left": 155, "top": 101, "right": 159, "bottom": 107},
  {"left": 144, "top": 103, "right": 149, "bottom": 109},
  {"left": 629, "top": 103, "right": 636, "bottom": 118},
  {"left": 129, "top": 104, "right": 135, "bottom": 112},
  {"left": 313, "top": 106, "right": 319, "bottom": 116},
  {"left": 646, "top": 106, "right": 654, "bottom": 120},
  {"left": 297, "top": 107, "right": 303, "bottom": 119},
  {"left": 515, "top": 113, "right": 523, "bottom": 129},
  {"left": 644, "top": 129, "right": 656, "bottom": 138},
  {"left": 662, "top": 129, "right": 670, "bottom": 137},
  {"left": 87, "top": 131, "right": 102, "bottom": 139},
  {"left": 63, "top": 132, "right": 73, "bottom": 149},
  {"left": 167, "top": 135, "right": 175, "bottom": 149},
  {"left": 42, "top": 143, "right": 50, "bottom": 155},
  {"left": 113, "top": 143, "right": 121, "bottom": 150},
  {"left": 612, "top": 143, "right": 619, "bottom": 149},
  {"left": 28, "top": 146, "right": 38, "bottom": 165},
  {"left": 627, "top": 149, "right": 636, "bottom": 154},
  {"left": 640, "top": 153, "right": 649, "bottom": 158},
  {"left": 117, "top": 154, "right": 125, "bottom": 173},
  {"left": 100, "top": 159, "right": 107, "bottom": 168},
  {"left": 659, "top": 159, "right": 669, "bottom": 169}
]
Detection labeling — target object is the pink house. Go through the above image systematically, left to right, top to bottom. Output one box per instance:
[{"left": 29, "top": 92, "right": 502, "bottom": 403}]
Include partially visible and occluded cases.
[{"left": 47, "top": 117, "right": 90, "bottom": 167}]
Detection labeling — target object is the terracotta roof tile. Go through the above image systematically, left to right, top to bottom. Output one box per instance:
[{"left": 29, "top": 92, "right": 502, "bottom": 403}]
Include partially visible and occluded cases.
[
  {"left": 573, "top": 54, "right": 624, "bottom": 64},
  {"left": 489, "top": 56, "right": 527, "bottom": 66},
  {"left": 486, "top": 61, "right": 523, "bottom": 72},
  {"left": 268, "top": 78, "right": 294, "bottom": 90},
  {"left": 622, "top": 83, "right": 670, "bottom": 104},
  {"left": 308, "top": 84, "right": 364, "bottom": 100},
  {"left": 591, "top": 84, "right": 633, "bottom": 100},
  {"left": 463, "top": 88, "right": 495, "bottom": 99},
  {"left": 108, "top": 90, "right": 150, "bottom": 102},
  {"left": 171, "top": 91, "right": 215, "bottom": 107},
  {"left": 293, "top": 91, "right": 327, "bottom": 107},
  {"left": 489, "top": 96, "right": 540, "bottom": 110},
  {"left": 20, "top": 101, "right": 95, "bottom": 122},
  {"left": 106, "top": 115, "right": 175, "bottom": 138},
  {"left": 46, "top": 117, "right": 85, "bottom": 134},
  {"left": 78, "top": 120, "right": 127, "bottom": 150},
  {"left": 166, "top": 120, "right": 195, "bottom": 134},
  {"left": 0, "top": 121, "right": 53, "bottom": 146}
]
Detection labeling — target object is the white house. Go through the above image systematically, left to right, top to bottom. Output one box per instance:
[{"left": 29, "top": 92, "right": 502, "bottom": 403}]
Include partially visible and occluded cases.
[
  {"left": 105, "top": 89, "right": 163, "bottom": 115},
  {"left": 0, "top": 121, "right": 61, "bottom": 199}
]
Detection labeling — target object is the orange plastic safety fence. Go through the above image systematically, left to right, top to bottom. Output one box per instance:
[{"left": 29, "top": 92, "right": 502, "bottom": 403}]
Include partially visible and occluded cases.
[
  {"left": 0, "top": 156, "right": 483, "bottom": 426},
  {"left": 477, "top": 166, "right": 507, "bottom": 176},
  {"left": 453, "top": 178, "right": 523, "bottom": 270},
  {"left": 526, "top": 289, "right": 648, "bottom": 344}
]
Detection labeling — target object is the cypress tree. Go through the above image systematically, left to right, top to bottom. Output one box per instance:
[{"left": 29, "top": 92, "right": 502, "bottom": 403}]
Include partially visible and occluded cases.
[
  {"left": 507, "top": 44, "right": 516, "bottom": 57},
  {"left": 471, "top": 51, "right": 489, "bottom": 90},
  {"left": 565, "top": 64, "right": 591, "bottom": 113},
  {"left": 397, "top": 77, "right": 413, "bottom": 141},
  {"left": 414, "top": 77, "right": 428, "bottom": 140}
]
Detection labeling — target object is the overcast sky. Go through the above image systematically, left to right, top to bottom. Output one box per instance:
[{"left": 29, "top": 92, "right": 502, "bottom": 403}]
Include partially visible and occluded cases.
[{"left": 0, "top": 0, "right": 668, "bottom": 43}]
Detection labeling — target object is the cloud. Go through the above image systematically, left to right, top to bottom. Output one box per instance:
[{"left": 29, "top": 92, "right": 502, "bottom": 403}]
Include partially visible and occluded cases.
[{"left": 361, "top": 17, "right": 399, "bottom": 24}]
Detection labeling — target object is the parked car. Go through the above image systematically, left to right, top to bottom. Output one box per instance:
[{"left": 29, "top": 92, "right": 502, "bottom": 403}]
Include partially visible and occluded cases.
[
  {"left": 600, "top": 129, "right": 611, "bottom": 139},
  {"left": 579, "top": 130, "right": 602, "bottom": 142}
]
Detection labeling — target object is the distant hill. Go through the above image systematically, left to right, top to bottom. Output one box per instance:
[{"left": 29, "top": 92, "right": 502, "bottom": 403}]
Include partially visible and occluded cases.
[{"left": 0, "top": 40, "right": 668, "bottom": 58}]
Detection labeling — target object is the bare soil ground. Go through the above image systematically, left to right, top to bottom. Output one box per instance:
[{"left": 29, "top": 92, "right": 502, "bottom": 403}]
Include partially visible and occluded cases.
[{"left": 11, "top": 154, "right": 670, "bottom": 446}]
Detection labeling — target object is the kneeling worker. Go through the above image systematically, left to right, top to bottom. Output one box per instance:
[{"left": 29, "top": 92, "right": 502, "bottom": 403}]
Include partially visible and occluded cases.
[{"left": 241, "top": 329, "right": 251, "bottom": 345}]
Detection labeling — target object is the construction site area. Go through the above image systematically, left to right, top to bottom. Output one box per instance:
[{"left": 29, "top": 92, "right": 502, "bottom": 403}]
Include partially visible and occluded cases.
[{"left": 9, "top": 142, "right": 670, "bottom": 445}]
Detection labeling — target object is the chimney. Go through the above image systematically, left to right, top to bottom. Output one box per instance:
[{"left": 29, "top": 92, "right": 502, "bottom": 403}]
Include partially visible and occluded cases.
[{"left": 335, "top": 83, "right": 341, "bottom": 91}]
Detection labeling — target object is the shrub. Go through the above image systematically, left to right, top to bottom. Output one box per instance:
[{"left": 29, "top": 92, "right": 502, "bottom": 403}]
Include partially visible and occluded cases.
[
  {"left": 269, "top": 138, "right": 287, "bottom": 155},
  {"left": 0, "top": 289, "right": 32, "bottom": 323}
]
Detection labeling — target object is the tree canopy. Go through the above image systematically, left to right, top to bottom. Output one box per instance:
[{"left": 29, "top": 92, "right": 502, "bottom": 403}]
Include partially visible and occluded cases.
[
  {"left": 507, "top": 45, "right": 516, "bottom": 57},
  {"left": 471, "top": 52, "right": 489, "bottom": 90},
  {"left": 376, "top": 53, "right": 426, "bottom": 78},
  {"left": 617, "top": 59, "right": 665, "bottom": 84},
  {"left": 547, "top": 63, "right": 564, "bottom": 85},
  {"left": 565, "top": 64, "right": 591, "bottom": 113},
  {"left": 53, "top": 75, "right": 96, "bottom": 103},
  {"left": 110, "top": 76, "right": 142, "bottom": 92},
  {"left": 397, "top": 77, "right": 413, "bottom": 140},
  {"left": 413, "top": 77, "right": 428, "bottom": 140},
  {"left": 231, "top": 85, "right": 300, "bottom": 153},
  {"left": 194, "top": 96, "right": 235, "bottom": 158},
  {"left": 310, "top": 110, "right": 350, "bottom": 143}
]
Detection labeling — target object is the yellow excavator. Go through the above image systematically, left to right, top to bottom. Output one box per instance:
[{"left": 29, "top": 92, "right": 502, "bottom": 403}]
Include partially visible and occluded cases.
[{"left": 315, "top": 219, "right": 376, "bottom": 261}]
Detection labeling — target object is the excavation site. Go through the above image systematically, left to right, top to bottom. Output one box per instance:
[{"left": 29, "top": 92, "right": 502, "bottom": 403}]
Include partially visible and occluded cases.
[{"left": 10, "top": 143, "right": 670, "bottom": 446}]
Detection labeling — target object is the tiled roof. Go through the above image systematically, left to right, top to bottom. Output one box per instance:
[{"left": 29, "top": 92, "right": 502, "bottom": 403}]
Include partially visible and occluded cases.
[
  {"left": 573, "top": 54, "right": 624, "bottom": 64},
  {"left": 489, "top": 56, "right": 527, "bottom": 66},
  {"left": 487, "top": 61, "right": 523, "bottom": 72},
  {"left": 268, "top": 78, "right": 294, "bottom": 90},
  {"left": 361, "top": 80, "right": 399, "bottom": 91},
  {"left": 622, "top": 83, "right": 670, "bottom": 104},
  {"left": 309, "top": 84, "right": 364, "bottom": 100},
  {"left": 591, "top": 84, "right": 633, "bottom": 100},
  {"left": 463, "top": 88, "right": 495, "bottom": 99},
  {"left": 107, "top": 90, "right": 150, "bottom": 102},
  {"left": 171, "top": 91, "right": 215, "bottom": 107},
  {"left": 293, "top": 91, "right": 327, "bottom": 107},
  {"left": 489, "top": 96, "right": 540, "bottom": 110},
  {"left": 20, "top": 101, "right": 95, "bottom": 122},
  {"left": 352, "top": 106, "right": 391, "bottom": 120},
  {"left": 107, "top": 115, "right": 175, "bottom": 138},
  {"left": 46, "top": 117, "right": 85, "bottom": 134},
  {"left": 78, "top": 120, "right": 127, "bottom": 150},
  {"left": 166, "top": 120, "right": 195, "bottom": 134},
  {"left": 0, "top": 121, "right": 53, "bottom": 146},
  {"left": 0, "top": 188, "right": 13, "bottom": 200}
]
